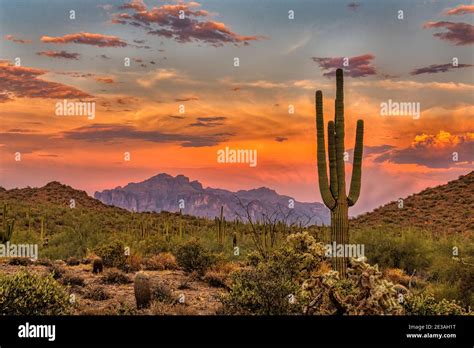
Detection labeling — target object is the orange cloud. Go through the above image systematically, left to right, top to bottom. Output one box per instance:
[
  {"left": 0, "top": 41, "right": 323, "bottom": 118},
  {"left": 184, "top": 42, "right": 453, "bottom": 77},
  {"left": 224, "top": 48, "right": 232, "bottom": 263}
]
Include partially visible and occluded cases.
[
  {"left": 113, "top": 1, "right": 264, "bottom": 46},
  {"left": 445, "top": 4, "right": 474, "bottom": 15},
  {"left": 41, "top": 32, "right": 127, "bottom": 47},
  {"left": 4, "top": 34, "right": 32, "bottom": 44},
  {"left": 0, "top": 61, "right": 91, "bottom": 102},
  {"left": 95, "top": 76, "right": 115, "bottom": 84}
]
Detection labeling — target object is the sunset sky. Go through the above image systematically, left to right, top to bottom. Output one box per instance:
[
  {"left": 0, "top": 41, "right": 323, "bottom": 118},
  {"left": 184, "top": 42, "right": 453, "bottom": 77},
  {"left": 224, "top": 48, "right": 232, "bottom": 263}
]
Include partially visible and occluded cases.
[{"left": 0, "top": 0, "right": 473, "bottom": 215}]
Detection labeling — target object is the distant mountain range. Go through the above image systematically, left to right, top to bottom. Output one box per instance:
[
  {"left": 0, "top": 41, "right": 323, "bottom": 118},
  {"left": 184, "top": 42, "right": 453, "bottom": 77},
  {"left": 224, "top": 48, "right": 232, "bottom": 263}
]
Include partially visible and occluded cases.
[{"left": 94, "top": 173, "right": 330, "bottom": 225}]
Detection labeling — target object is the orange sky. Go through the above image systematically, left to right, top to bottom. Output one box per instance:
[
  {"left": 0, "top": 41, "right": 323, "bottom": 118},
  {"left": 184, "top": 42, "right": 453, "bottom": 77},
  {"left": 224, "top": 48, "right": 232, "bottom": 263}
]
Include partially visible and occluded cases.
[{"left": 0, "top": 0, "right": 473, "bottom": 215}]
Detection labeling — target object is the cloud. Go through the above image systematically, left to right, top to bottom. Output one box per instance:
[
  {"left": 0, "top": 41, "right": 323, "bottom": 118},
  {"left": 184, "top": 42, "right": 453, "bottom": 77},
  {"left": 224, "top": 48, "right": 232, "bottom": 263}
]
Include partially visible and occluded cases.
[
  {"left": 112, "top": 1, "right": 264, "bottom": 46},
  {"left": 347, "top": 2, "right": 361, "bottom": 11},
  {"left": 444, "top": 4, "right": 474, "bottom": 15},
  {"left": 423, "top": 21, "right": 474, "bottom": 46},
  {"left": 41, "top": 32, "right": 127, "bottom": 47},
  {"left": 4, "top": 34, "right": 31, "bottom": 44},
  {"left": 36, "top": 50, "right": 80, "bottom": 60},
  {"left": 312, "top": 54, "right": 376, "bottom": 77},
  {"left": 0, "top": 61, "right": 91, "bottom": 102},
  {"left": 411, "top": 63, "right": 473, "bottom": 75},
  {"left": 136, "top": 68, "right": 181, "bottom": 87},
  {"left": 95, "top": 76, "right": 115, "bottom": 84},
  {"left": 175, "top": 96, "right": 199, "bottom": 102},
  {"left": 189, "top": 116, "right": 226, "bottom": 127},
  {"left": 62, "top": 123, "right": 230, "bottom": 147},
  {"left": 374, "top": 131, "right": 474, "bottom": 168},
  {"left": 275, "top": 137, "right": 288, "bottom": 142}
]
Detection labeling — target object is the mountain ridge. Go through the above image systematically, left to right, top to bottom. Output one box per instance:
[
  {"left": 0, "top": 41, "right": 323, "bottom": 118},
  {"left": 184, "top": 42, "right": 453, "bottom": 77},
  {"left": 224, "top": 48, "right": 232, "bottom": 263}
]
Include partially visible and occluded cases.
[{"left": 94, "top": 173, "right": 330, "bottom": 225}]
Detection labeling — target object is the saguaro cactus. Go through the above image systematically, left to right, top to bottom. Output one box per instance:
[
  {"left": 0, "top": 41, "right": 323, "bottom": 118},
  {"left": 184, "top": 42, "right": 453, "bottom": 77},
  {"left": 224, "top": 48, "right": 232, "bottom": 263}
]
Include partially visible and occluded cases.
[
  {"left": 315, "top": 68, "right": 364, "bottom": 277},
  {"left": 1, "top": 204, "right": 15, "bottom": 243}
]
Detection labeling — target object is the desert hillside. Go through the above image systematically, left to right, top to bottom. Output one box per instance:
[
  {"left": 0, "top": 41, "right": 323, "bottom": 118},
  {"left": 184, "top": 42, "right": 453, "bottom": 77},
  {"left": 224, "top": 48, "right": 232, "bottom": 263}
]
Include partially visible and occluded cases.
[{"left": 352, "top": 171, "right": 474, "bottom": 235}]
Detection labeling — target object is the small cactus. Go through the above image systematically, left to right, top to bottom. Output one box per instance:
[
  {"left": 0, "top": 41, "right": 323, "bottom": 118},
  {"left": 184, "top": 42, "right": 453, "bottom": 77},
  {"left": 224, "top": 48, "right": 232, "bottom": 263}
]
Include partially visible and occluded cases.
[
  {"left": 1, "top": 204, "right": 15, "bottom": 243},
  {"left": 216, "top": 206, "right": 225, "bottom": 245},
  {"left": 92, "top": 257, "right": 103, "bottom": 274},
  {"left": 134, "top": 272, "right": 151, "bottom": 309}
]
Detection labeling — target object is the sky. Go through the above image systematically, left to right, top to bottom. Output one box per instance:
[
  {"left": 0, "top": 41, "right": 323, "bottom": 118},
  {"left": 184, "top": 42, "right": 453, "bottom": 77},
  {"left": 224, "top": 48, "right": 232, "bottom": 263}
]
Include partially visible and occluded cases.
[{"left": 0, "top": 0, "right": 473, "bottom": 215}]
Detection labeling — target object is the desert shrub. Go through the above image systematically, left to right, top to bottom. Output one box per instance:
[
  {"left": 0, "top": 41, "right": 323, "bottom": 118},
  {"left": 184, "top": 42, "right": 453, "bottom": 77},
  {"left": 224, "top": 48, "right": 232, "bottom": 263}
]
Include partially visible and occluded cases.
[
  {"left": 353, "top": 228, "right": 433, "bottom": 274},
  {"left": 223, "top": 232, "right": 327, "bottom": 315},
  {"left": 223, "top": 232, "right": 407, "bottom": 315},
  {"left": 138, "top": 235, "right": 173, "bottom": 255},
  {"left": 94, "top": 240, "right": 126, "bottom": 268},
  {"left": 176, "top": 240, "right": 215, "bottom": 275},
  {"left": 122, "top": 252, "right": 143, "bottom": 273},
  {"left": 144, "top": 252, "right": 178, "bottom": 271},
  {"left": 8, "top": 257, "right": 33, "bottom": 266},
  {"left": 65, "top": 257, "right": 80, "bottom": 266},
  {"left": 35, "top": 258, "right": 53, "bottom": 266},
  {"left": 203, "top": 263, "right": 239, "bottom": 288},
  {"left": 48, "top": 264, "right": 66, "bottom": 279},
  {"left": 101, "top": 269, "right": 131, "bottom": 284},
  {"left": 0, "top": 270, "right": 70, "bottom": 315},
  {"left": 60, "top": 273, "right": 85, "bottom": 287},
  {"left": 151, "top": 282, "right": 174, "bottom": 303},
  {"left": 83, "top": 285, "right": 110, "bottom": 301},
  {"left": 404, "top": 292, "right": 468, "bottom": 315}
]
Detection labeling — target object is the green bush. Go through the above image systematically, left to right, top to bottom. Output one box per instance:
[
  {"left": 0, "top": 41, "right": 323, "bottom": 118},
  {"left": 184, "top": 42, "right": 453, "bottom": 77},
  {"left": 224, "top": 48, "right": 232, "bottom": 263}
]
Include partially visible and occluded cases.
[
  {"left": 353, "top": 228, "right": 433, "bottom": 274},
  {"left": 222, "top": 232, "right": 327, "bottom": 315},
  {"left": 175, "top": 239, "right": 214, "bottom": 275},
  {"left": 94, "top": 240, "right": 126, "bottom": 268},
  {"left": 0, "top": 270, "right": 71, "bottom": 315},
  {"left": 404, "top": 292, "right": 468, "bottom": 315}
]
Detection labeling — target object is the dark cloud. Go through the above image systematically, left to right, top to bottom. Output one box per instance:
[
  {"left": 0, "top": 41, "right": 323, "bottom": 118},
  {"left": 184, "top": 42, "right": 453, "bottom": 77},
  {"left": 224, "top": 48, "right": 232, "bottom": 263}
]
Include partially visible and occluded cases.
[
  {"left": 112, "top": 1, "right": 264, "bottom": 46},
  {"left": 347, "top": 2, "right": 360, "bottom": 11},
  {"left": 423, "top": 21, "right": 474, "bottom": 46},
  {"left": 41, "top": 32, "right": 128, "bottom": 47},
  {"left": 37, "top": 50, "right": 80, "bottom": 60},
  {"left": 312, "top": 54, "right": 376, "bottom": 78},
  {"left": 0, "top": 61, "right": 91, "bottom": 102},
  {"left": 411, "top": 63, "right": 473, "bottom": 75},
  {"left": 189, "top": 116, "right": 226, "bottom": 127},
  {"left": 62, "top": 123, "right": 230, "bottom": 147},
  {"left": 374, "top": 132, "right": 474, "bottom": 168},
  {"left": 275, "top": 137, "right": 288, "bottom": 142}
]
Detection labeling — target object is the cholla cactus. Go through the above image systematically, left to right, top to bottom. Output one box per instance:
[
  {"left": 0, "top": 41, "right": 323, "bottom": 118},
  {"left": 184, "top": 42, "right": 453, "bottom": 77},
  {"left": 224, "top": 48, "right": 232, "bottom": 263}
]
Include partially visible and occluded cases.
[{"left": 315, "top": 68, "right": 364, "bottom": 277}]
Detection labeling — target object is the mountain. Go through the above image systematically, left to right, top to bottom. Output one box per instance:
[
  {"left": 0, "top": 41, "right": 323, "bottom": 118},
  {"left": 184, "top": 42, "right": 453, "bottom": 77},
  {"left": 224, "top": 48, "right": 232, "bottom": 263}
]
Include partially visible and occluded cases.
[
  {"left": 352, "top": 171, "right": 474, "bottom": 234},
  {"left": 94, "top": 173, "right": 330, "bottom": 225}
]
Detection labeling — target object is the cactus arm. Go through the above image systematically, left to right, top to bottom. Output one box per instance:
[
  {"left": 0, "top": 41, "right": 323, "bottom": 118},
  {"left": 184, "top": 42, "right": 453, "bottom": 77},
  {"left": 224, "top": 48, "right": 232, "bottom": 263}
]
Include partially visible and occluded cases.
[
  {"left": 334, "top": 69, "right": 346, "bottom": 200},
  {"left": 315, "top": 90, "right": 336, "bottom": 209},
  {"left": 348, "top": 120, "right": 364, "bottom": 207},
  {"left": 327, "top": 121, "right": 338, "bottom": 199}
]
